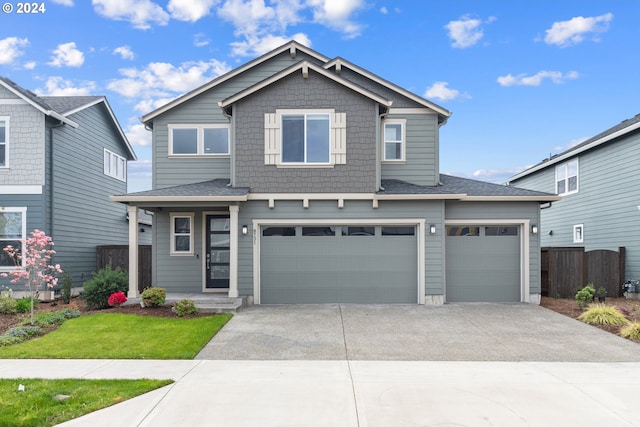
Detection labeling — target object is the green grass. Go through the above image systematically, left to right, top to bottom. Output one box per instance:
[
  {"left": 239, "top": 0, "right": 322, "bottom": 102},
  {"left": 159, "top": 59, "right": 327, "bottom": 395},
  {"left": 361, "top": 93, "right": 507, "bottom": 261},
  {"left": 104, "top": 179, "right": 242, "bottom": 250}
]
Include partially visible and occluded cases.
[
  {"left": 577, "top": 304, "right": 629, "bottom": 326},
  {"left": 0, "top": 312, "right": 232, "bottom": 359},
  {"left": 0, "top": 378, "right": 173, "bottom": 427}
]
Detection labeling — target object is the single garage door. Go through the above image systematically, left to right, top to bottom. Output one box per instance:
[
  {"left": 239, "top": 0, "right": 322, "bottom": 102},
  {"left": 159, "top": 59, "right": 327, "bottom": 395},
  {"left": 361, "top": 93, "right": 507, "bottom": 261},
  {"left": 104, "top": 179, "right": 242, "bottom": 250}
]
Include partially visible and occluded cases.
[
  {"left": 260, "top": 224, "right": 417, "bottom": 304},
  {"left": 446, "top": 225, "right": 521, "bottom": 302}
]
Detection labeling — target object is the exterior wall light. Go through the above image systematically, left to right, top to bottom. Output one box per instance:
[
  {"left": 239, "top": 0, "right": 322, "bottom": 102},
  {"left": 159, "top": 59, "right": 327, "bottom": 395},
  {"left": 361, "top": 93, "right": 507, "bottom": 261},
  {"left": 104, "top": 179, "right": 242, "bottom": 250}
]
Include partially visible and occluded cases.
[
  {"left": 429, "top": 224, "right": 436, "bottom": 235},
  {"left": 242, "top": 225, "right": 248, "bottom": 236},
  {"left": 531, "top": 225, "right": 538, "bottom": 234}
]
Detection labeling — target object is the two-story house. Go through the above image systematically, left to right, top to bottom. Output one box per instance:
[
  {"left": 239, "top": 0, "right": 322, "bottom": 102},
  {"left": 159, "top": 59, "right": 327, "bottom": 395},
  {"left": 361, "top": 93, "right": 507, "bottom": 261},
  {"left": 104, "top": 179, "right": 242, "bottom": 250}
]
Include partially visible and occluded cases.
[
  {"left": 113, "top": 41, "right": 558, "bottom": 305},
  {"left": 0, "top": 77, "right": 140, "bottom": 295},
  {"left": 509, "top": 113, "right": 640, "bottom": 282}
]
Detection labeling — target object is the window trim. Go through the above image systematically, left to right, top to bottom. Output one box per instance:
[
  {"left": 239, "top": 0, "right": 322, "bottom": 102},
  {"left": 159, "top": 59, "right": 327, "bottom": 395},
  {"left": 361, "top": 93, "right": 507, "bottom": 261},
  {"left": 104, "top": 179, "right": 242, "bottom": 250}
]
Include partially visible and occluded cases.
[
  {"left": 278, "top": 109, "right": 332, "bottom": 166},
  {"left": 0, "top": 116, "right": 9, "bottom": 168},
  {"left": 382, "top": 118, "right": 406, "bottom": 162},
  {"left": 168, "top": 124, "right": 230, "bottom": 157},
  {"left": 103, "top": 149, "right": 127, "bottom": 182},
  {"left": 555, "top": 158, "right": 579, "bottom": 195},
  {"left": 0, "top": 207, "right": 27, "bottom": 271},
  {"left": 170, "top": 212, "right": 195, "bottom": 256},
  {"left": 573, "top": 224, "right": 584, "bottom": 243}
]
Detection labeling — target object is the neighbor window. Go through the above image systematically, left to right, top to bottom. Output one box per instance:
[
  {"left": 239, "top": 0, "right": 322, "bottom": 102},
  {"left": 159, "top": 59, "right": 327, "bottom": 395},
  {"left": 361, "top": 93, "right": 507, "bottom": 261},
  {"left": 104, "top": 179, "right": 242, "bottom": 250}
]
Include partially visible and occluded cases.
[
  {"left": 282, "top": 113, "right": 330, "bottom": 164},
  {"left": 0, "top": 117, "right": 8, "bottom": 167},
  {"left": 383, "top": 119, "right": 406, "bottom": 161},
  {"left": 169, "top": 125, "right": 230, "bottom": 156},
  {"left": 104, "top": 149, "right": 126, "bottom": 182},
  {"left": 556, "top": 159, "right": 578, "bottom": 195},
  {"left": 0, "top": 207, "right": 26, "bottom": 269},
  {"left": 170, "top": 213, "right": 194, "bottom": 255},
  {"left": 573, "top": 224, "right": 584, "bottom": 243}
]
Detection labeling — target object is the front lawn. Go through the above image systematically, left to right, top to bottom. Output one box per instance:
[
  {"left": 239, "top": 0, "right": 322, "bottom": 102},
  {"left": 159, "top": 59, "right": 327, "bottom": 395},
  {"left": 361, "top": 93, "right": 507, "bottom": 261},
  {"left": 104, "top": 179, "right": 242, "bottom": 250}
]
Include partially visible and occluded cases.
[
  {"left": 0, "top": 312, "right": 232, "bottom": 359},
  {"left": 0, "top": 378, "right": 173, "bottom": 427}
]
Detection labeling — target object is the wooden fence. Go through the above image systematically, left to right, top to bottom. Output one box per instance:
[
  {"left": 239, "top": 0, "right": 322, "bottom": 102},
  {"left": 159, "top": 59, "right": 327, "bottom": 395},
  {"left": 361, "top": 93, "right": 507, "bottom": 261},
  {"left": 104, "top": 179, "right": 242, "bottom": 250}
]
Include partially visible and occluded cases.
[
  {"left": 96, "top": 245, "right": 152, "bottom": 293},
  {"left": 541, "top": 247, "right": 625, "bottom": 298}
]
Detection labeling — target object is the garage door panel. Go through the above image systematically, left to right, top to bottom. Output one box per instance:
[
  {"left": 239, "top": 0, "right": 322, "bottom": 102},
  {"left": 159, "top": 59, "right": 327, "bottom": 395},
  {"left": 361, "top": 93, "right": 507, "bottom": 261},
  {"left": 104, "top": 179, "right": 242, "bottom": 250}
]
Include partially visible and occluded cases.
[{"left": 261, "top": 226, "right": 417, "bottom": 304}]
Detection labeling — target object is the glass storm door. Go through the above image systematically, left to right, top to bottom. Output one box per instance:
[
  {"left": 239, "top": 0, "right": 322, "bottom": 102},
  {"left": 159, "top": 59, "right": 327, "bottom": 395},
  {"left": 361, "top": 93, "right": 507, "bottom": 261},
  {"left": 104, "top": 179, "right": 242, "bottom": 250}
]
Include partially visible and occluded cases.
[{"left": 206, "top": 215, "right": 230, "bottom": 289}]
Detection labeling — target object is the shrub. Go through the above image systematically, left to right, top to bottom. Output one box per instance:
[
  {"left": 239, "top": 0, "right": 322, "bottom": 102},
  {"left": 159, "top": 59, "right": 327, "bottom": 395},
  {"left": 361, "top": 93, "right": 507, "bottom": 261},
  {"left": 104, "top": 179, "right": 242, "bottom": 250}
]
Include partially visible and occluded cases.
[
  {"left": 82, "top": 265, "right": 128, "bottom": 309},
  {"left": 61, "top": 270, "right": 73, "bottom": 304},
  {"left": 575, "top": 284, "right": 596, "bottom": 311},
  {"left": 141, "top": 287, "right": 166, "bottom": 307},
  {"left": 0, "top": 288, "right": 17, "bottom": 314},
  {"left": 108, "top": 291, "right": 128, "bottom": 307},
  {"left": 15, "top": 297, "right": 38, "bottom": 314},
  {"left": 174, "top": 299, "right": 198, "bottom": 317},
  {"left": 577, "top": 304, "right": 629, "bottom": 326},
  {"left": 22, "top": 309, "right": 81, "bottom": 328},
  {"left": 620, "top": 321, "right": 640, "bottom": 341},
  {"left": 0, "top": 325, "right": 43, "bottom": 346}
]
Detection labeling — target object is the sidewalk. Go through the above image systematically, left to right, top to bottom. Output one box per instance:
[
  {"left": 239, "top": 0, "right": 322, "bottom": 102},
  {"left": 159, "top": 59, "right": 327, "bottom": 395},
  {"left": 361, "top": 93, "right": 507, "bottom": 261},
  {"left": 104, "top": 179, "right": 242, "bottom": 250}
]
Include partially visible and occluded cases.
[{"left": 2, "top": 359, "right": 640, "bottom": 426}]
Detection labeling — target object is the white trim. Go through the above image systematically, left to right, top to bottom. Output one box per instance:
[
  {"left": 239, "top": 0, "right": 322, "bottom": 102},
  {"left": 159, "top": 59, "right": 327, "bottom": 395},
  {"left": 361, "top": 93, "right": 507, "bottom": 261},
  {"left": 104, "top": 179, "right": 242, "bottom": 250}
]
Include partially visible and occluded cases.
[
  {"left": 0, "top": 99, "right": 28, "bottom": 105},
  {"left": 388, "top": 108, "right": 437, "bottom": 115},
  {"left": 277, "top": 109, "right": 333, "bottom": 166},
  {"left": 0, "top": 116, "right": 9, "bottom": 168},
  {"left": 382, "top": 118, "right": 406, "bottom": 162},
  {"left": 168, "top": 123, "right": 231, "bottom": 157},
  {"left": 103, "top": 148, "right": 127, "bottom": 182},
  {"left": 555, "top": 158, "right": 579, "bottom": 196},
  {"left": 0, "top": 185, "right": 43, "bottom": 194},
  {"left": 111, "top": 195, "right": 247, "bottom": 203},
  {"left": 460, "top": 195, "right": 561, "bottom": 202},
  {"left": 127, "top": 206, "right": 139, "bottom": 298},
  {"left": 0, "top": 207, "right": 27, "bottom": 271},
  {"left": 170, "top": 212, "right": 195, "bottom": 255},
  {"left": 252, "top": 218, "right": 425, "bottom": 305},
  {"left": 444, "top": 219, "right": 531, "bottom": 303},
  {"left": 573, "top": 223, "right": 584, "bottom": 243}
]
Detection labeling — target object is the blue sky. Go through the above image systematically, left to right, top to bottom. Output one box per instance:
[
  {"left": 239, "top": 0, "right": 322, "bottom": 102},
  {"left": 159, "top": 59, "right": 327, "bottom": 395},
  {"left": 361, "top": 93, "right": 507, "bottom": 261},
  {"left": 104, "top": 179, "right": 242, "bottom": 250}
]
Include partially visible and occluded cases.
[{"left": 1, "top": 0, "right": 638, "bottom": 192}]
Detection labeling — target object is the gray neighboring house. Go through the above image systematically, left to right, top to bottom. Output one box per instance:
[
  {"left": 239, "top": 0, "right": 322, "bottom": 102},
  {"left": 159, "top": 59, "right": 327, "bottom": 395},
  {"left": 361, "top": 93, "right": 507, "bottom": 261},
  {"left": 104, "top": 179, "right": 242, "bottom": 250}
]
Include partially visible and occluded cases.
[
  {"left": 113, "top": 41, "right": 558, "bottom": 304},
  {"left": 0, "top": 77, "right": 145, "bottom": 295},
  {"left": 509, "top": 113, "right": 640, "bottom": 281}
]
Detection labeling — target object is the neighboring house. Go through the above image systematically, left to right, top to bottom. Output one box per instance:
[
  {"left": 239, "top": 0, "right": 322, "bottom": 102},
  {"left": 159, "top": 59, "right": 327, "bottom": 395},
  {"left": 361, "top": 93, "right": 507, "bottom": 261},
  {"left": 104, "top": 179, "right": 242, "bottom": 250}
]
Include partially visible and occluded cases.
[
  {"left": 113, "top": 41, "right": 558, "bottom": 304},
  {"left": 0, "top": 77, "right": 144, "bottom": 295},
  {"left": 509, "top": 113, "right": 640, "bottom": 281}
]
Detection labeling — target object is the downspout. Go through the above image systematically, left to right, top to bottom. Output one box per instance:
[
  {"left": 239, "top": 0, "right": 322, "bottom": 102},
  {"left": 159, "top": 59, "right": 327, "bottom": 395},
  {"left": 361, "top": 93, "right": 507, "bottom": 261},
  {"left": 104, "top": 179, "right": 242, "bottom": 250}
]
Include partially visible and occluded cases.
[
  {"left": 219, "top": 104, "right": 235, "bottom": 187},
  {"left": 378, "top": 104, "right": 389, "bottom": 191},
  {"left": 48, "top": 120, "right": 65, "bottom": 280}
]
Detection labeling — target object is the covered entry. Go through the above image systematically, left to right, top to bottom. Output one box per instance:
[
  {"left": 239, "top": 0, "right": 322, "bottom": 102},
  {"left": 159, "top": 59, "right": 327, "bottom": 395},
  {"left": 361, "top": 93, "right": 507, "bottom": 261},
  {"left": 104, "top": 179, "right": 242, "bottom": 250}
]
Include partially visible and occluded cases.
[
  {"left": 258, "top": 222, "right": 420, "bottom": 304},
  {"left": 446, "top": 224, "right": 522, "bottom": 302}
]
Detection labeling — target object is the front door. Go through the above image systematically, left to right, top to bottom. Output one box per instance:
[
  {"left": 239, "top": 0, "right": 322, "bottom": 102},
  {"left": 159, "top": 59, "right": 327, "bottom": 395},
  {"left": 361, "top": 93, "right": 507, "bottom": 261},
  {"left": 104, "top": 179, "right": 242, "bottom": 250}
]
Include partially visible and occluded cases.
[{"left": 206, "top": 215, "right": 230, "bottom": 289}]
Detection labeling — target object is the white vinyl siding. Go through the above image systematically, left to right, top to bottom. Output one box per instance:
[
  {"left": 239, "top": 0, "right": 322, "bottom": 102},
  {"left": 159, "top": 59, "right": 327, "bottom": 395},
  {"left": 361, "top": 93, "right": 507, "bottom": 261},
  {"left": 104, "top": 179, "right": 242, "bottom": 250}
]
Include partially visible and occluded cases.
[
  {"left": 264, "top": 110, "right": 346, "bottom": 167},
  {"left": 0, "top": 117, "right": 8, "bottom": 168},
  {"left": 383, "top": 119, "right": 406, "bottom": 162},
  {"left": 169, "top": 124, "right": 230, "bottom": 156},
  {"left": 103, "top": 149, "right": 126, "bottom": 182},
  {"left": 556, "top": 159, "right": 578, "bottom": 195},
  {"left": 0, "top": 207, "right": 26, "bottom": 270},
  {"left": 170, "top": 212, "right": 194, "bottom": 255}
]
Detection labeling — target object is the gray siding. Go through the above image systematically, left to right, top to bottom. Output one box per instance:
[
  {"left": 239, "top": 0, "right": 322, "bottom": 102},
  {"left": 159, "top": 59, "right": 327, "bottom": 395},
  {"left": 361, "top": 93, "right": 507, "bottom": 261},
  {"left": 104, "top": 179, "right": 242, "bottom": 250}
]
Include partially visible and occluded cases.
[
  {"left": 152, "top": 51, "right": 323, "bottom": 189},
  {"left": 234, "top": 71, "right": 377, "bottom": 193},
  {"left": 49, "top": 104, "right": 130, "bottom": 285},
  {"left": 381, "top": 113, "right": 439, "bottom": 186},
  {"left": 513, "top": 131, "right": 640, "bottom": 280},
  {"left": 445, "top": 201, "right": 542, "bottom": 295}
]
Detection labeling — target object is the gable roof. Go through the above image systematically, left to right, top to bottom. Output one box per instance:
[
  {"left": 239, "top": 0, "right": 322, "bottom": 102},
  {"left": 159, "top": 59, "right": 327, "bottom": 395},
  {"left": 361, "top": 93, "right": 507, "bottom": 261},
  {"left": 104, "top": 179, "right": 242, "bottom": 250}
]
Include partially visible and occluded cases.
[
  {"left": 141, "top": 41, "right": 329, "bottom": 124},
  {"left": 324, "top": 58, "right": 451, "bottom": 125},
  {"left": 219, "top": 60, "right": 393, "bottom": 112},
  {"left": 0, "top": 77, "right": 136, "bottom": 161},
  {"left": 509, "top": 113, "right": 640, "bottom": 182}
]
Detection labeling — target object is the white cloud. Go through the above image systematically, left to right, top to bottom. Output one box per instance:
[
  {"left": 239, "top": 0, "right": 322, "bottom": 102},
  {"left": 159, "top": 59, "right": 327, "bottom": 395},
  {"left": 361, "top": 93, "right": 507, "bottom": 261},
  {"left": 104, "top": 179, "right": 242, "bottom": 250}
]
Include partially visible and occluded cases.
[
  {"left": 51, "top": 0, "right": 74, "bottom": 5},
  {"left": 92, "top": 0, "right": 170, "bottom": 30},
  {"left": 168, "top": 0, "right": 218, "bottom": 22},
  {"left": 218, "top": 0, "right": 276, "bottom": 37},
  {"left": 308, "top": 0, "right": 365, "bottom": 39},
  {"left": 380, "top": 6, "right": 387, "bottom": 14},
  {"left": 544, "top": 13, "right": 613, "bottom": 47},
  {"left": 445, "top": 15, "right": 494, "bottom": 48},
  {"left": 194, "top": 33, "right": 210, "bottom": 47},
  {"left": 229, "top": 33, "right": 311, "bottom": 57},
  {"left": 0, "top": 37, "right": 29, "bottom": 65},
  {"left": 48, "top": 42, "right": 84, "bottom": 68},
  {"left": 113, "top": 45, "right": 135, "bottom": 60},
  {"left": 23, "top": 61, "right": 37, "bottom": 70},
  {"left": 497, "top": 70, "right": 579, "bottom": 87},
  {"left": 34, "top": 76, "right": 96, "bottom": 96},
  {"left": 424, "top": 81, "right": 468, "bottom": 101},
  {"left": 133, "top": 97, "right": 175, "bottom": 114},
  {"left": 126, "top": 121, "right": 152, "bottom": 147},
  {"left": 554, "top": 137, "right": 587, "bottom": 152},
  {"left": 128, "top": 159, "right": 152, "bottom": 175},
  {"left": 472, "top": 168, "right": 525, "bottom": 183}
]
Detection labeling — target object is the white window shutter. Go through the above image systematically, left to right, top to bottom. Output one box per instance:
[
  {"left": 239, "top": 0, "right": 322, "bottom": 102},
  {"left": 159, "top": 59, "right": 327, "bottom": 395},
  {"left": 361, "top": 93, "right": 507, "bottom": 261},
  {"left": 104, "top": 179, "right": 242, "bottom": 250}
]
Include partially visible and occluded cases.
[
  {"left": 331, "top": 112, "right": 346, "bottom": 164},
  {"left": 264, "top": 113, "right": 280, "bottom": 165}
]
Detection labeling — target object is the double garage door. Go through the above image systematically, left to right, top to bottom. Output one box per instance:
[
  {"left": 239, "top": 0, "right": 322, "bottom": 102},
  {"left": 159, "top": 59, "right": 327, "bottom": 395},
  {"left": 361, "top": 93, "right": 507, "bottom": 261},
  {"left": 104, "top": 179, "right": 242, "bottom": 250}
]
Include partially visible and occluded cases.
[
  {"left": 260, "top": 224, "right": 418, "bottom": 304},
  {"left": 445, "top": 225, "right": 522, "bottom": 302}
]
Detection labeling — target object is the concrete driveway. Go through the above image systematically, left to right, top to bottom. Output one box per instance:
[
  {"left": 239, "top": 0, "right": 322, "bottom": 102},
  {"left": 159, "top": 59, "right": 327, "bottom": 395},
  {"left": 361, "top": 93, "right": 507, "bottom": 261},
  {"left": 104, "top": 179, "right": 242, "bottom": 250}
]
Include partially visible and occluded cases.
[{"left": 197, "top": 303, "right": 640, "bottom": 361}]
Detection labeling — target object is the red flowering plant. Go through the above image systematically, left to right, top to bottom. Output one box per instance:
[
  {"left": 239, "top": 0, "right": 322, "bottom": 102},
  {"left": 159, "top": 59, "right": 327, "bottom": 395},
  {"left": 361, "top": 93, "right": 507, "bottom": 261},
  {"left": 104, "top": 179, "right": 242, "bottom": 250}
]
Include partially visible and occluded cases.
[
  {"left": 1, "top": 229, "right": 63, "bottom": 325},
  {"left": 108, "top": 291, "right": 127, "bottom": 307}
]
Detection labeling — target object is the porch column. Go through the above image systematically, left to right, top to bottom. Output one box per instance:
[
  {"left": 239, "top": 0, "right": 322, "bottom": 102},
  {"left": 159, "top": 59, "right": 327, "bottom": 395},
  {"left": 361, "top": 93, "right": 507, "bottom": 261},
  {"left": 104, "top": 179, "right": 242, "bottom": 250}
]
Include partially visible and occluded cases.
[
  {"left": 127, "top": 205, "right": 139, "bottom": 298},
  {"left": 228, "top": 205, "right": 239, "bottom": 297}
]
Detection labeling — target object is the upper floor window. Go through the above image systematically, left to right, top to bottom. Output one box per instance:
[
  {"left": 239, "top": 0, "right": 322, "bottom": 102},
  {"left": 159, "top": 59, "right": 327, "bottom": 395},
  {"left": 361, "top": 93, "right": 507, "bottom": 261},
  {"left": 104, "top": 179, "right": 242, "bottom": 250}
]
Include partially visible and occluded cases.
[
  {"left": 282, "top": 113, "right": 330, "bottom": 164},
  {"left": 0, "top": 117, "right": 8, "bottom": 168},
  {"left": 383, "top": 119, "right": 406, "bottom": 162},
  {"left": 169, "top": 124, "right": 230, "bottom": 156},
  {"left": 104, "top": 149, "right": 126, "bottom": 182},
  {"left": 556, "top": 159, "right": 578, "bottom": 195},
  {"left": 0, "top": 207, "right": 26, "bottom": 270}
]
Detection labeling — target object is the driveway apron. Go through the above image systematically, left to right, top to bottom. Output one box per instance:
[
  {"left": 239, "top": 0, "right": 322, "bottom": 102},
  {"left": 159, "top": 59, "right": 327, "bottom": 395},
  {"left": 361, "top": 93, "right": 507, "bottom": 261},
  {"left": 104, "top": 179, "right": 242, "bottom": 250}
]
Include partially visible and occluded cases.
[{"left": 196, "top": 303, "right": 640, "bottom": 361}]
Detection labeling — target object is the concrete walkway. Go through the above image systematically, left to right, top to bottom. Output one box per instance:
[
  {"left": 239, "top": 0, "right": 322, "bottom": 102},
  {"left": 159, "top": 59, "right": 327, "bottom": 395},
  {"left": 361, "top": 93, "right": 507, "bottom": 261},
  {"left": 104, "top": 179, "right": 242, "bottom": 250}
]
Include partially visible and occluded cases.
[{"left": 1, "top": 359, "right": 640, "bottom": 426}]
